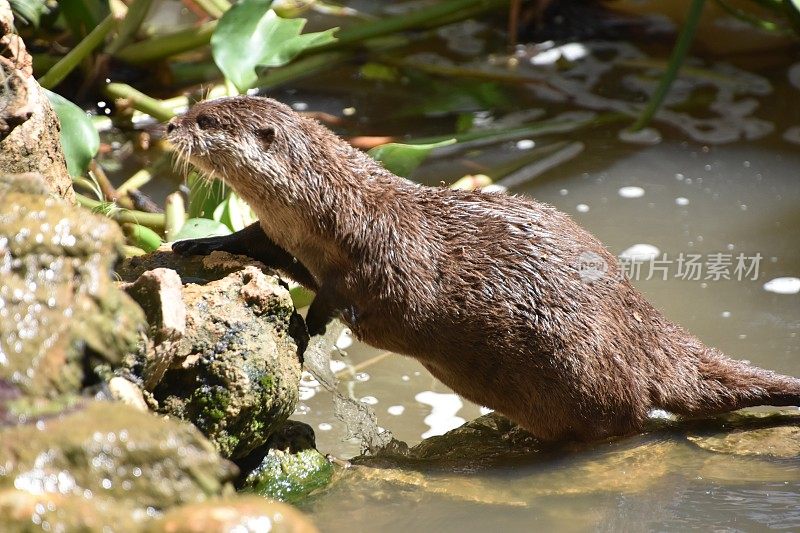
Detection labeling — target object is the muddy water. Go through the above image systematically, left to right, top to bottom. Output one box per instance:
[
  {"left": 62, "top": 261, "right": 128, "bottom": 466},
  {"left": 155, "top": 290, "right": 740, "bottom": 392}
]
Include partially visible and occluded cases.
[{"left": 276, "top": 38, "right": 800, "bottom": 532}]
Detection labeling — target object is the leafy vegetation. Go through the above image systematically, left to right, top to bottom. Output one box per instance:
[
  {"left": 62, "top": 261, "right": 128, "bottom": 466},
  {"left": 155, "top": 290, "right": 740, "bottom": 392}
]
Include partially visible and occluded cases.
[{"left": 14, "top": 0, "right": 799, "bottom": 272}]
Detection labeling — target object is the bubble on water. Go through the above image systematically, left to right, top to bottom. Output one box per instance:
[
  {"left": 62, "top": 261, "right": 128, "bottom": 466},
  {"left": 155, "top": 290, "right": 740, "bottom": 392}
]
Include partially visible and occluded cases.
[
  {"left": 789, "top": 62, "right": 800, "bottom": 90},
  {"left": 291, "top": 102, "right": 308, "bottom": 111},
  {"left": 782, "top": 126, "right": 800, "bottom": 145},
  {"left": 618, "top": 127, "right": 661, "bottom": 145},
  {"left": 515, "top": 139, "right": 535, "bottom": 150},
  {"left": 675, "top": 173, "right": 685, "bottom": 181},
  {"left": 618, "top": 186, "right": 645, "bottom": 199},
  {"left": 559, "top": 189, "right": 568, "bottom": 196},
  {"left": 675, "top": 197, "right": 690, "bottom": 206},
  {"left": 576, "top": 203, "right": 590, "bottom": 213},
  {"left": 620, "top": 244, "right": 660, "bottom": 262},
  {"left": 763, "top": 277, "right": 800, "bottom": 295},
  {"left": 721, "top": 311, "right": 731, "bottom": 318},
  {"left": 335, "top": 329, "right": 353, "bottom": 350},
  {"left": 329, "top": 359, "right": 348, "bottom": 373},
  {"left": 354, "top": 372, "right": 370, "bottom": 382},
  {"left": 401, "top": 375, "right": 410, "bottom": 382},
  {"left": 298, "top": 387, "right": 316, "bottom": 401},
  {"left": 415, "top": 391, "right": 465, "bottom": 439},
  {"left": 359, "top": 396, "right": 378, "bottom": 405},
  {"left": 387, "top": 405, "right": 405, "bottom": 416},
  {"left": 318, "top": 423, "right": 333, "bottom": 431}
]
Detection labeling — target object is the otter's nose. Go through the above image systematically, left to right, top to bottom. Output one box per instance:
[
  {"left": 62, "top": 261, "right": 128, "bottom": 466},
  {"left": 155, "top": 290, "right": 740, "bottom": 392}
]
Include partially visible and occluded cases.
[{"left": 166, "top": 119, "right": 177, "bottom": 134}]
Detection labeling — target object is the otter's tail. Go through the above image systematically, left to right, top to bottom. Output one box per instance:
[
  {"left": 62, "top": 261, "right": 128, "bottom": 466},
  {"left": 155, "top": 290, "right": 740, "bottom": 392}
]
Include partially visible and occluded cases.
[{"left": 660, "top": 349, "right": 800, "bottom": 416}]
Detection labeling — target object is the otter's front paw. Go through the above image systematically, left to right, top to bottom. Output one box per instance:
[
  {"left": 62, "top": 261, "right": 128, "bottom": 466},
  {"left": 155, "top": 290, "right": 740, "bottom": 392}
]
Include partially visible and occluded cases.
[
  {"left": 171, "top": 236, "right": 228, "bottom": 256},
  {"left": 305, "top": 314, "right": 329, "bottom": 337}
]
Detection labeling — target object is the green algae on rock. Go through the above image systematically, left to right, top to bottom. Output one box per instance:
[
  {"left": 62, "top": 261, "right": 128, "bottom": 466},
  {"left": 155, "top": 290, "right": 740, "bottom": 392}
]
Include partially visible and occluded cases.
[
  {"left": 0, "top": 173, "right": 146, "bottom": 398},
  {"left": 118, "top": 250, "right": 307, "bottom": 460},
  {"left": 0, "top": 401, "right": 237, "bottom": 511},
  {"left": 242, "top": 449, "right": 334, "bottom": 504},
  {"left": 147, "top": 495, "right": 319, "bottom": 533}
]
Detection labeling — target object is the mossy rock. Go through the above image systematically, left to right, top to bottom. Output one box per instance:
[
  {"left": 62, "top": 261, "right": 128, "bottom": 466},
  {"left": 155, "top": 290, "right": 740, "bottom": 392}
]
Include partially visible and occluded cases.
[
  {"left": 0, "top": 173, "right": 145, "bottom": 398},
  {"left": 119, "top": 250, "right": 307, "bottom": 460},
  {"left": 0, "top": 401, "right": 237, "bottom": 511},
  {"left": 242, "top": 449, "right": 333, "bottom": 503},
  {"left": 147, "top": 496, "right": 318, "bottom": 533}
]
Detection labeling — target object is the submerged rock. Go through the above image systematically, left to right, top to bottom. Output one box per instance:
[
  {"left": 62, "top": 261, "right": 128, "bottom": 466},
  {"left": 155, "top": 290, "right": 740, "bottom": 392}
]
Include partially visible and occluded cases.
[
  {"left": 0, "top": 173, "right": 146, "bottom": 398},
  {"left": 118, "top": 250, "right": 307, "bottom": 460},
  {"left": 0, "top": 401, "right": 237, "bottom": 510},
  {"left": 686, "top": 410, "right": 800, "bottom": 458},
  {"left": 148, "top": 496, "right": 318, "bottom": 533}
]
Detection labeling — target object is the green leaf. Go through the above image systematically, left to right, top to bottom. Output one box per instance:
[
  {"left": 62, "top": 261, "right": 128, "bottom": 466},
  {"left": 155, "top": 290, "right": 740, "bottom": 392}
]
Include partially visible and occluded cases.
[
  {"left": 10, "top": 0, "right": 49, "bottom": 27},
  {"left": 57, "top": 0, "right": 108, "bottom": 39},
  {"left": 211, "top": 0, "right": 338, "bottom": 93},
  {"left": 45, "top": 89, "right": 100, "bottom": 177},
  {"left": 368, "top": 139, "right": 456, "bottom": 177},
  {"left": 213, "top": 192, "right": 257, "bottom": 232},
  {"left": 173, "top": 218, "right": 232, "bottom": 241}
]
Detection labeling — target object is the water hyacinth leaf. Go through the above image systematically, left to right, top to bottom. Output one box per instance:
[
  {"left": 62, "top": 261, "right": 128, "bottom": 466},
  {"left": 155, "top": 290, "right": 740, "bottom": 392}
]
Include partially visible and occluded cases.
[
  {"left": 211, "top": 0, "right": 338, "bottom": 93},
  {"left": 45, "top": 89, "right": 100, "bottom": 177},
  {"left": 368, "top": 139, "right": 456, "bottom": 177},
  {"left": 213, "top": 192, "right": 257, "bottom": 232},
  {"left": 173, "top": 218, "right": 232, "bottom": 241}
]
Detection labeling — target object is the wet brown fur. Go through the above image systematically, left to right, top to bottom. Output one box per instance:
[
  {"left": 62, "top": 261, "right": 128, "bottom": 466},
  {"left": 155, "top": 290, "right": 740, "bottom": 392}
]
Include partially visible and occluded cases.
[{"left": 168, "top": 96, "right": 800, "bottom": 442}]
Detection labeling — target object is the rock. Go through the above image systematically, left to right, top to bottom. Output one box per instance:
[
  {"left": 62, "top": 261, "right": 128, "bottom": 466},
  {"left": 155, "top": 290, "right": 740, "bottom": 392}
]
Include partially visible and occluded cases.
[
  {"left": 0, "top": 18, "right": 73, "bottom": 201},
  {"left": 0, "top": 173, "right": 146, "bottom": 398},
  {"left": 118, "top": 250, "right": 307, "bottom": 459},
  {"left": 123, "top": 268, "right": 187, "bottom": 389},
  {"left": 108, "top": 376, "right": 148, "bottom": 412},
  {"left": 0, "top": 401, "right": 237, "bottom": 511},
  {"left": 686, "top": 410, "right": 800, "bottom": 458},
  {"left": 356, "top": 412, "right": 540, "bottom": 469},
  {"left": 242, "top": 448, "right": 333, "bottom": 503},
  {"left": 0, "top": 489, "right": 145, "bottom": 532},
  {"left": 148, "top": 496, "right": 318, "bottom": 533}
]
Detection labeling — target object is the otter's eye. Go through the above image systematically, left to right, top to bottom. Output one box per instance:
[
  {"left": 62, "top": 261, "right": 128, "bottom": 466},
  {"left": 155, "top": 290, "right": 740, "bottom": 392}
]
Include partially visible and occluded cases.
[{"left": 196, "top": 114, "right": 218, "bottom": 130}]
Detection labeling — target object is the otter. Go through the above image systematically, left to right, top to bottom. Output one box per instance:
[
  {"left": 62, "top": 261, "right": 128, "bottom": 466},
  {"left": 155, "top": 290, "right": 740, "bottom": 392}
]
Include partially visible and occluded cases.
[{"left": 167, "top": 96, "right": 800, "bottom": 442}]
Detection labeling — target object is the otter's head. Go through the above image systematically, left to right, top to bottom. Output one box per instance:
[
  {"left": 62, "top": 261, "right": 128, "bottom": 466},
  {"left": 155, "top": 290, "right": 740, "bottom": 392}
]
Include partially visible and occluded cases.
[{"left": 167, "top": 96, "right": 311, "bottom": 198}]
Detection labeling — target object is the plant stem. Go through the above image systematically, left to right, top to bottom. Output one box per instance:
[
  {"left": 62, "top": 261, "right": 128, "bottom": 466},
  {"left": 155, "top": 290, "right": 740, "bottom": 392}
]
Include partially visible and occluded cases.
[
  {"left": 106, "top": 0, "right": 155, "bottom": 54},
  {"left": 191, "top": 0, "right": 226, "bottom": 18},
  {"left": 317, "top": 0, "right": 509, "bottom": 52},
  {"left": 629, "top": 0, "right": 706, "bottom": 132},
  {"left": 38, "top": 14, "right": 117, "bottom": 89},
  {"left": 114, "top": 20, "right": 217, "bottom": 64},
  {"left": 255, "top": 51, "right": 348, "bottom": 88},
  {"left": 104, "top": 83, "right": 175, "bottom": 122},
  {"left": 116, "top": 169, "right": 154, "bottom": 195},
  {"left": 165, "top": 192, "right": 187, "bottom": 241},
  {"left": 77, "top": 194, "right": 166, "bottom": 229}
]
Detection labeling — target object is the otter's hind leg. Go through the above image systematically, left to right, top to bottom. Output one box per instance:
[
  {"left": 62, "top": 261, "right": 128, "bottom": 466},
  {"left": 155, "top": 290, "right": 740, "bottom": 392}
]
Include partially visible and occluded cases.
[{"left": 172, "top": 222, "right": 318, "bottom": 290}]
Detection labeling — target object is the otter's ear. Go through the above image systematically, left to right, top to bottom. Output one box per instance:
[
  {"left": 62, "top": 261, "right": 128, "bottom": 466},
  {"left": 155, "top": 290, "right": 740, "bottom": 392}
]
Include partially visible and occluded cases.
[{"left": 256, "top": 127, "right": 276, "bottom": 149}]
